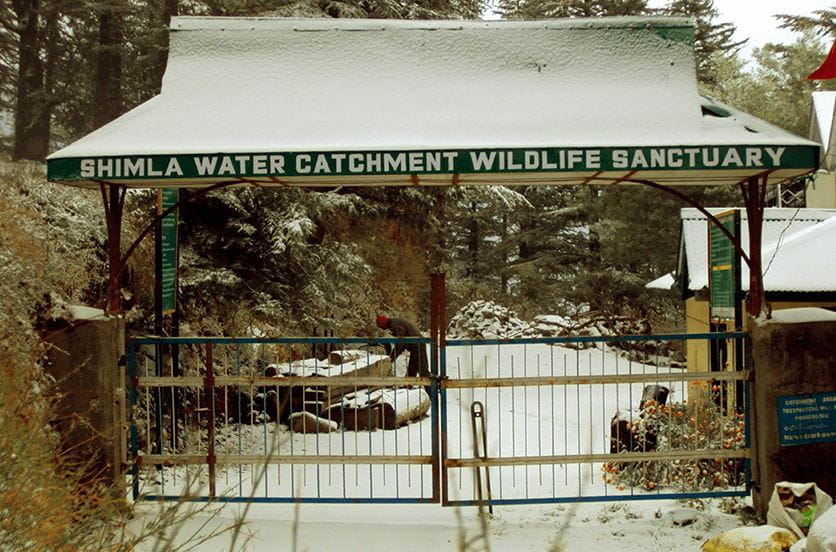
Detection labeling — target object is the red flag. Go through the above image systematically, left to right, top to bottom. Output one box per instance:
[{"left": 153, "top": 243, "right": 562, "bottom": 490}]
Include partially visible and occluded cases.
[{"left": 809, "top": 40, "right": 836, "bottom": 80}]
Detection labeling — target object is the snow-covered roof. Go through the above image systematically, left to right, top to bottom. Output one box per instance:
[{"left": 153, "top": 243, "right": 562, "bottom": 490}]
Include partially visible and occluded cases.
[
  {"left": 47, "top": 16, "right": 818, "bottom": 189},
  {"left": 811, "top": 91, "right": 836, "bottom": 171},
  {"left": 676, "top": 207, "right": 836, "bottom": 293},
  {"left": 645, "top": 272, "right": 675, "bottom": 290},
  {"left": 766, "top": 307, "right": 836, "bottom": 325}
]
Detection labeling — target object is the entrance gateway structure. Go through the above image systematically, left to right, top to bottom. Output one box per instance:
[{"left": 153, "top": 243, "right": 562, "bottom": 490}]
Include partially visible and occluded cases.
[{"left": 46, "top": 17, "right": 819, "bottom": 506}]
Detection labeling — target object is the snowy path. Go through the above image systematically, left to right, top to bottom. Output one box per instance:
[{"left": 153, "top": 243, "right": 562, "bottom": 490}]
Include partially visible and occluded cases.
[
  {"left": 129, "top": 343, "right": 752, "bottom": 550},
  {"left": 142, "top": 343, "right": 688, "bottom": 503},
  {"left": 443, "top": 343, "right": 684, "bottom": 503},
  {"left": 133, "top": 498, "right": 746, "bottom": 551}
]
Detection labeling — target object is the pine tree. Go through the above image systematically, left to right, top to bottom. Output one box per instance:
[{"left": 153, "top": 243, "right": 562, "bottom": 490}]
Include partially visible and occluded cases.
[
  {"left": 498, "top": 0, "right": 648, "bottom": 19},
  {"left": 661, "top": 0, "right": 744, "bottom": 87},
  {"left": 776, "top": 8, "right": 835, "bottom": 38},
  {"left": 704, "top": 30, "right": 836, "bottom": 137},
  {"left": 443, "top": 186, "right": 530, "bottom": 310}
]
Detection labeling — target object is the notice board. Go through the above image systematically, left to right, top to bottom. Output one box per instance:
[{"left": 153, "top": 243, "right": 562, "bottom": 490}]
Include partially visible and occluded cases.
[
  {"left": 709, "top": 210, "right": 740, "bottom": 323},
  {"left": 778, "top": 392, "right": 836, "bottom": 446}
]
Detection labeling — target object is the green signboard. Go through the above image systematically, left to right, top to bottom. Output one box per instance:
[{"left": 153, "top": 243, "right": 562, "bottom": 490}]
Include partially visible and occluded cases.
[
  {"left": 46, "top": 145, "right": 817, "bottom": 181},
  {"left": 158, "top": 189, "right": 179, "bottom": 315},
  {"left": 709, "top": 210, "right": 739, "bottom": 322}
]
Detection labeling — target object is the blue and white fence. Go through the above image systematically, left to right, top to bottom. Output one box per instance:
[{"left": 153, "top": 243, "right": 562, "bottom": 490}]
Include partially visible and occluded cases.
[{"left": 126, "top": 333, "right": 750, "bottom": 506}]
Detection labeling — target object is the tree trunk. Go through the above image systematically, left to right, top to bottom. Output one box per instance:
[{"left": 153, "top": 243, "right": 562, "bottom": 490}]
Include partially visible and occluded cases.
[
  {"left": 12, "top": 0, "right": 50, "bottom": 161},
  {"left": 149, "top": 0, "right": 178, "bottom": 95},
  {"left": 93, "top": 6, "right": 124, "bottom": 129},
  {"left": 585, "top": 187, "right": 603, "bottom": 311},
  {"left": 467, "top": 200, "right": 479, "bottom": 277},
  {"left": 500, "top": 212, "right": 509, "bottom": 295}
]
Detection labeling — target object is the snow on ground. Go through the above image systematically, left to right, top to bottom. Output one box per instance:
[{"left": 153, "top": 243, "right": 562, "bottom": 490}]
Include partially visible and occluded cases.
[
  {"left": 132, "top": 342, "right": 746, "bottom": 550},
  {"left": 132, "top": 497, "right": 750, "bottom": 551}
]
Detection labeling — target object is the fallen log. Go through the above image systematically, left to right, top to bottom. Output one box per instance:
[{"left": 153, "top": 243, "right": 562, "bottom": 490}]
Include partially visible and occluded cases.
[
  {"left": 328, "top": 349, "right": 365, "bottom": 364},
  {"left": 268, "top": 355, "right": 392, "bottom": 423},
  {"left": 332, "top": 388, "right": 430, "bottom": 431},
  {"left": 289, "top": 411, "right": 338, "bottom": 434}
]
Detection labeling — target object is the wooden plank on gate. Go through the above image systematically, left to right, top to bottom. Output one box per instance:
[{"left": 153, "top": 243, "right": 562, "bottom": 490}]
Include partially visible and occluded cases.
[
  {"left": 444, "top": 370, "right": 750, "bottom": 389},
  {"left": 136, "top": 375, "right": 433, "bottom": 387},
  {"left": 446, "top": 448, "right": 750, "bottom": 468},
  {"left": 137, "top": 454, "right": 434, "bottom": 466}
]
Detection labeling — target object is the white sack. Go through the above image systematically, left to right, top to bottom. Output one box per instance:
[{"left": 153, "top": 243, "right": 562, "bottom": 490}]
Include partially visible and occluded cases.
[
  {"left": 767, "top": 482, "right": 833, "bottom": 539},
  {"left": 808, "top": 504, "right": 836, "bottom": 552}
]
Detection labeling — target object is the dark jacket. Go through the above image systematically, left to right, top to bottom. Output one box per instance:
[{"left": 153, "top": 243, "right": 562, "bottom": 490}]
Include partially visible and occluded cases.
[{"left": 387, "top": 317, "right": 430, "bottom": 378}]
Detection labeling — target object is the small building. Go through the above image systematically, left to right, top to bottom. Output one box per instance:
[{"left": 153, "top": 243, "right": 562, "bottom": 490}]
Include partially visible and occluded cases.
[
  {"left": 769, "top": 91, "right": 836, "bottom": 208},
  {"left": 661, "top": 207, "right": 836, "bottom": 376}
]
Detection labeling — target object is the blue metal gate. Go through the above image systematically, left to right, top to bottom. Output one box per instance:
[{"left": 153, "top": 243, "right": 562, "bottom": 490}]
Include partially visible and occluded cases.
[
  {"left": 126, "top": 333, "right": 750, "bottom": 506},
  {"left": 440, "top": 333, "right": 751, "bottom": 506},
  {"left": 127, "top": 336, "right": 438, "bottom": 503}
]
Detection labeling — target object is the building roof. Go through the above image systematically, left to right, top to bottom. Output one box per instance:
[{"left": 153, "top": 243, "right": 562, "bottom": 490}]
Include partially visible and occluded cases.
[
  {"left": 46, "top": 16, "right": 818, "bottom": 188},
  {"left": 811, "top": 91, "right": 836, "bottom": 171},
  {"left": 676, "top": 207, "right": 836, "bottom": 293},
  {"left": 645, "top": 272, "right": 676, "bottom": 290}
]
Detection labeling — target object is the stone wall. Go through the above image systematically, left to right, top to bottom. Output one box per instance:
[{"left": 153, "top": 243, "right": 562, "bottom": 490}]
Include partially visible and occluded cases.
[
  {"left": 750, "top": 310, "right": 836, "bottom": 515},
  {"left": 45, "top": 311, "right": 125, "bottom": 488}
]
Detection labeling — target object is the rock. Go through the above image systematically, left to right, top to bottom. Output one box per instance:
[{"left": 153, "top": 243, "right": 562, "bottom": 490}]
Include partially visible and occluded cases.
[
  {"left": 447, "top": 300, "right": 530, "bottom": 339},
  {"left": 670, "top": 508, "right": 700, "bottom": 527},
  {"left": 702, "top": 526, "right": 798, "bottom": 552}
]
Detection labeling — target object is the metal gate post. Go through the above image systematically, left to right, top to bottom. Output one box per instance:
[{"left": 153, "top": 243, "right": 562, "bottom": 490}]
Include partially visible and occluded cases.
[
  {"left": 430, "top": 272, "right": 449, "bottom": 505},
  {"left": 430, "top": 273, "right": 440, "bottom": 502},
  {"left": 743, "top": 333, "right": 754, "bottom": 494},
  {"left": 128, "top": 340, "right": 139, "bottom": 500},
  {"left": 204, "top": 343, "right": 217, "bottom": 499}
]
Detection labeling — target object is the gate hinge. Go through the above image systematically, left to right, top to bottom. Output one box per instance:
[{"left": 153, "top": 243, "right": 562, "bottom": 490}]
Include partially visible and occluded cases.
[{"left": 118, "top": 355, "right": 127, "bottom": 367}]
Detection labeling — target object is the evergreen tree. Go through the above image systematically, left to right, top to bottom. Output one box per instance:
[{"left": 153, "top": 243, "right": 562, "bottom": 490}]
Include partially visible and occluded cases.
[
  {"left": 498, "top": 0, "right": 647, "bottom": 19},
  {"left": 661, "top": 0, "right": 744, "bottom": 87},
  {"left": 777, "top": 8, "right": 835, "bottom": 38},
  {"left": 704, "top": 31, "right": 836, "bottom": 137},
  {"left": 443, "top": 185, "right": 530, "bottom": 311}
]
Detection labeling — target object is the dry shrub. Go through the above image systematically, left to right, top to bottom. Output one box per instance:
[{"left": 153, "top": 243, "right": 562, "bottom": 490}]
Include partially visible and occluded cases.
[
  {"left": 0, "top": 161, "right": 246, "bottom": 550},
  {"left": 0, "top": 332, "right": 141, "bottom": 550},
  {"left": 602, "top": 399, "right": 747, "bottom": 492}
]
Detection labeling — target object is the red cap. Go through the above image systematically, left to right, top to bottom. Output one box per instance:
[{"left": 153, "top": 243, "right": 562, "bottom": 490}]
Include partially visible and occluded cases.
[{"left": 376, "top": 314, "right": 390, "bottom": 329}]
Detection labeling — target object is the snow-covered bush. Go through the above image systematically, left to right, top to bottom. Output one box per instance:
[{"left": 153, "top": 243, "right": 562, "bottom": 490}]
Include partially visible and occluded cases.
[
  {"left": 447, "top": 300, "right": 530, "bottom": 339},
  {"left": 602, "top": 399, "right": 747, "bottom": 492}
]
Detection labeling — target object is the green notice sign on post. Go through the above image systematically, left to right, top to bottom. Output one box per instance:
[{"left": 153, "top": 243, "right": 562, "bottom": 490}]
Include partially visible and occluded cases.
[
  {"left": 158, "top": 189, "right": 179, "bottom": 314},
  {"left": 709, "top": 210, "right": 739, "bottom": 322}
]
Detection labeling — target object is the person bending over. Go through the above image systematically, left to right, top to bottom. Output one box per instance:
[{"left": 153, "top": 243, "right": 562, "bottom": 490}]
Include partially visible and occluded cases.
[{"left": 376, "top": 314, "right": 431, "bottom": 389}]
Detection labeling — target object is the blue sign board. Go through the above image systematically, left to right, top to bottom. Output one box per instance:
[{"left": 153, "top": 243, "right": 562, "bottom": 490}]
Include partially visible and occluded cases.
[{"left": 778, "top": 392, "right": 836, "bottom": 446}]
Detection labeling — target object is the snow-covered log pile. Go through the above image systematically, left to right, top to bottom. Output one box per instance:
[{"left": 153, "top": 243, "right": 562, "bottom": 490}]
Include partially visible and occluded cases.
[
  {"left": 447, "top": 300, "right": 530, "bottom": 339},
  {"left": 446, "top": 302, "right": 681, "bottom": 366},
  {"left": 520, "top": 311, "right": 650, "bottom": 348},
  {"left": 524, "top": 311, "right": 684, "bottom": 367},
  {"left": 525, "top": 314, "right": 573, "bottom": 337},
  {"left": 256, "top": 351, "right": 430, "bottom": 433},
  {"left": 326, "top": 388, "right": 430, "bottom": 431}
]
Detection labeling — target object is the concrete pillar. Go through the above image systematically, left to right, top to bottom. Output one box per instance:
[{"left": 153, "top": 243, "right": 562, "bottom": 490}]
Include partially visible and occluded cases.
[
  {"left": 45, "top": 307, "right": 126, "bottom": 488},
  {"left": 749, "top": 309, "right": 836, "bottom": 515}
]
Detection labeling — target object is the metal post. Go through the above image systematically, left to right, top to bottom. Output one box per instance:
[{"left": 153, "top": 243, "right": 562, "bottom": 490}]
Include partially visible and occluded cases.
[
  {"left": 741, "top": 176, "right": 767, "bottom": 317},
  {"left": 100, "top": 182, "right": 125, "bottom": 315},
  {"left": 430, "top": 272, "right": 440, "bottom": 502},
  {"left": 431, "top": 272, "right": 448, "bottom": 505},
  {"left": 128, "top": 341, "right": 139, "bottom": 500},
  {"left": 205, "top": 343, "right": 217, "bottom": 499},
  {"left": 470, "top": 401, "right": 493, "bottom": 514}
]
